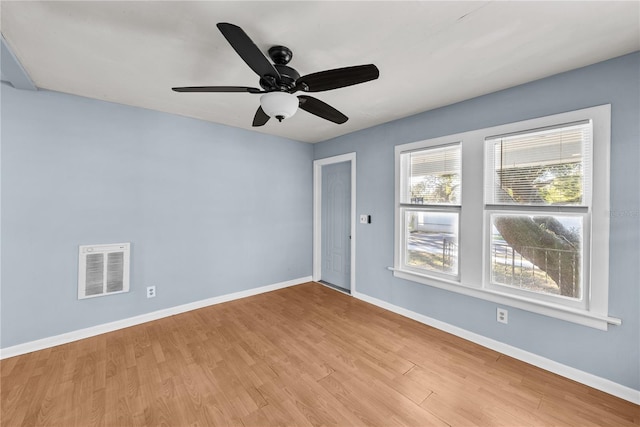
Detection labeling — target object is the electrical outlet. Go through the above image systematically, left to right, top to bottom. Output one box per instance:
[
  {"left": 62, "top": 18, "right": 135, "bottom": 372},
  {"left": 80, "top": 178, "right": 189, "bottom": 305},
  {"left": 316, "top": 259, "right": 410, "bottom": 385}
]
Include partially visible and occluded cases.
[
  {"left": 146, "top": 286, "right": 156, "bottom": 299},
  {"left": 497, "top": 308, "right": 508, "bottom": 324}
]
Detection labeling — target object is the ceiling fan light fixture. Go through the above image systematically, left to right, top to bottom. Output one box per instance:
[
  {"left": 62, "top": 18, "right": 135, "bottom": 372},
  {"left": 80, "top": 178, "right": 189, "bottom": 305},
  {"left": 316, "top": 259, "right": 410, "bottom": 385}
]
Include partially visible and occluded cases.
[{"left": 260, "top": 92, "right": 298, "bottom": 122}]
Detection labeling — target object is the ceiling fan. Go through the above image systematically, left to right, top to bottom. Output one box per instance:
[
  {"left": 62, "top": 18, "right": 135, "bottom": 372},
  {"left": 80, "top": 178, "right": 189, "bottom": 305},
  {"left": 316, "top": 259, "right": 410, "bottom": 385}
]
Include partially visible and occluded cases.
[{"left": 172, "top": 23, "right": 380, "bottom": 127}]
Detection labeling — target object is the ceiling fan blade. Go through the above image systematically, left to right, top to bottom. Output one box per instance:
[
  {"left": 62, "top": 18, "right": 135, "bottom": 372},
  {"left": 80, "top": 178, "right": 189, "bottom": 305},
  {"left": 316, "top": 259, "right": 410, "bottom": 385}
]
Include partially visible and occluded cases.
[
  {"left": 217, "top": 23, "right": 280, "bottom": 81},
  {"left": 296, "top": 64, "right": 379, "bottom": 92},
  {"left": 172, "top": 86, "right": 263, "bottom": 93},
  {"left": 298, "top": 95, "right": 348, "bottom": 124},
  {"left": 252, "top": 106, "right": 270, "bottom": 127}
]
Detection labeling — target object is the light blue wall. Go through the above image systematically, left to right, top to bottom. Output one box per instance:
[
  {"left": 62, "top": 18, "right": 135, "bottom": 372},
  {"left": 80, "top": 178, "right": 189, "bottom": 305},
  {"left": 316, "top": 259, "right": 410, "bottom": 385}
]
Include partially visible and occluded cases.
[
  {"left": 314, "top": 52, "right": 640, "bottom": 390},
  {"left": 1, "top": 85, "right": 313, "bottom": 348}
]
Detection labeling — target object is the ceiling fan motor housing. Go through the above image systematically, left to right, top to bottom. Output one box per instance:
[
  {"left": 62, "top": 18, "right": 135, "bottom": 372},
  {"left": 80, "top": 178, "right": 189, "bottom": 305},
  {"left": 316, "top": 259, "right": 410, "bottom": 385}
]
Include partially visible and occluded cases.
[
  {"left": 260, "top": 46, "right": 300, "bottom": 91},
  {"left": 260, "top": 64, "right": 300, "bottom": 91}
]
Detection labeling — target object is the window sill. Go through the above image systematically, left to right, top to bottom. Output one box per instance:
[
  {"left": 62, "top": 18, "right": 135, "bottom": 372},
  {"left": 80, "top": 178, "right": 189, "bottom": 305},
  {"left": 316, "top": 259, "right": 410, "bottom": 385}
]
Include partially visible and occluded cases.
[{"left": 390, "top": 268, "right": 621, "bottom": 331}]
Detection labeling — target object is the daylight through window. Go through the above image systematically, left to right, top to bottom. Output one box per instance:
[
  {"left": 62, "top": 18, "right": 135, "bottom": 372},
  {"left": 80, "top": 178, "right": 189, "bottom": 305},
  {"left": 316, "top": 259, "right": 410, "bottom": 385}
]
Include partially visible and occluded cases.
[
  {"left": 393, "top": 105, "right": 616, "bottom": 329},
  {"left": 484, "top": 122, "right": 591, "bottom": 305},
  {"left": 399, "top": 143, "right": 461, "bottom": 278}
]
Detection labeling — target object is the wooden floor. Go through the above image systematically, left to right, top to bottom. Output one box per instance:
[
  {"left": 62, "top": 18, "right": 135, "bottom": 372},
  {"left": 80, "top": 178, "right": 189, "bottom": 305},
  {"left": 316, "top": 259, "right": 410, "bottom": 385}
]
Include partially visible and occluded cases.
[{"left": 1, "top": 282, "right": 638, "bottom": 426}]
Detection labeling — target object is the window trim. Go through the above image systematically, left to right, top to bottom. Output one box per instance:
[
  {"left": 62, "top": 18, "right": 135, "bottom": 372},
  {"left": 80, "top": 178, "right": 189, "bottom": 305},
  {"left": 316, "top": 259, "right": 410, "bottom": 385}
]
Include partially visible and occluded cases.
[
  {"left": 393, "top": 104, "right": 620, "bottom": 330},
  {"left": 395, "top": 136, "right": 465, "bottom": 280},
  {"left": 398, "top": 141, "right": 462, "bottom": 280}
]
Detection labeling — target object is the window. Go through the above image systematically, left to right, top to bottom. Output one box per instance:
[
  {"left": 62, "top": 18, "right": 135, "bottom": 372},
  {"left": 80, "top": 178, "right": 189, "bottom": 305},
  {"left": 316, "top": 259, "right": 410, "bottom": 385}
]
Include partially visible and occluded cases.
[
  {"left": 394, "top": 105, "right": 619, "bottom": 330},
  {"left": 484, "top": 122, "right": 591, "bottom": 309},
  {"left": 398, "top": 143, "right": 461, "bottom": 279}
]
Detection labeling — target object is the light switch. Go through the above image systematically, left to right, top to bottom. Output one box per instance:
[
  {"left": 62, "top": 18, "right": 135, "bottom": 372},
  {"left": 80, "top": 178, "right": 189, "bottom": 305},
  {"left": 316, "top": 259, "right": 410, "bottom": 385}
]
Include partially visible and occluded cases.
[{"left": 360, "top": 214, "right": 371, "bottom": 224}]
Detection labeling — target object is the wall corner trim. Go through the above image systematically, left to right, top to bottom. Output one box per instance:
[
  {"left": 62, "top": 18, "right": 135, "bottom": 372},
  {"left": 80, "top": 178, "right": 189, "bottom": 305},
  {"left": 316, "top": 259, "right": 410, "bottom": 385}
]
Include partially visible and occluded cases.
[
  {"left": 0, "top": 276, "right": 311, "bottom": 360},
  {"left": 352, "top": 290, "right": 640, "bottom": 405}
]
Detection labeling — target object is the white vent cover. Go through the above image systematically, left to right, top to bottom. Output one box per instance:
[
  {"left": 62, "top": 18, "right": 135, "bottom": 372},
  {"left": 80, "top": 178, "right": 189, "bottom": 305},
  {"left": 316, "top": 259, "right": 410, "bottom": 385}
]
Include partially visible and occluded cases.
[{"left": 78, "top": 243, "right": 130, "bottom": 299}]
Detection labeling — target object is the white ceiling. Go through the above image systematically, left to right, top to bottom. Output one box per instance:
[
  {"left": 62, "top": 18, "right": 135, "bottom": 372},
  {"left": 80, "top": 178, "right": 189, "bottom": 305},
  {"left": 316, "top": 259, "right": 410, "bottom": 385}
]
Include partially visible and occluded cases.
[{"left": 2, "top": 1, "right": 639, "bottom": 143}]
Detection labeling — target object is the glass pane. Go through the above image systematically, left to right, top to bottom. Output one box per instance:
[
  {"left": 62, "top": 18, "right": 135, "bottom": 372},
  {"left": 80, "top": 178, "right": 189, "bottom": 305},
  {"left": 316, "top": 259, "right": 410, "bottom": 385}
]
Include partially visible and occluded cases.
[
  {"left": 486, "top": 122, "right": 590, "bottom": 206},
  {"left": 405, "top": 144, "right": 460, "bottom": 205},
  {"left": 405, "top": 211, "right": 458, "bottom": 276},
  {"left": 490, "top": 214, "right": 582, "bottom": 299}
]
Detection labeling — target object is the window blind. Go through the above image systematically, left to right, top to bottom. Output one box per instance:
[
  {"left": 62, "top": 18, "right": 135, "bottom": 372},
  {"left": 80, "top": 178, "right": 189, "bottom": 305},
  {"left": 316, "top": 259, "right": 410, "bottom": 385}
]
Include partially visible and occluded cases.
[
  {"left": 485, "top": 121, "right": 591, "bottom": 206},
  {"left": 404, "top": 143, "right": 461, "bottom": 205}
]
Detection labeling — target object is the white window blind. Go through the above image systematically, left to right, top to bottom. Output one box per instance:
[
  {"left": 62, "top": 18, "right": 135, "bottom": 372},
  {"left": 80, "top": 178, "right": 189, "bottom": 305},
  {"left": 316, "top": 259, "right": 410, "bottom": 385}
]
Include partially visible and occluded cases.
[
  {"left": 485, "top": 121, "right": 591, "bottom": 206},
  {"left": 403, "top": 143, "right": 461, "bottom": 205}
]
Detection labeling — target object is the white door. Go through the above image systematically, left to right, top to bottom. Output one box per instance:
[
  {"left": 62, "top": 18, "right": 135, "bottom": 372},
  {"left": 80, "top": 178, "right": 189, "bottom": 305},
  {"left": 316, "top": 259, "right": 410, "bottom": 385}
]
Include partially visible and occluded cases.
[{"left": 321, "top": 161, "right": 352, "bottom": 291}]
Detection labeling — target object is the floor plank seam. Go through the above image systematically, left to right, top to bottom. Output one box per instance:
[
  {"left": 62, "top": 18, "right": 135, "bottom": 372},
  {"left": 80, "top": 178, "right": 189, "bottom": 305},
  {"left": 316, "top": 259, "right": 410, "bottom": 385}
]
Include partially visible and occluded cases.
[
  {"left": 402, "top": 362, "right": 417, "bottom": 375},
  {"left": 419, "top": 390, "right": 434, "bottom": 406}
]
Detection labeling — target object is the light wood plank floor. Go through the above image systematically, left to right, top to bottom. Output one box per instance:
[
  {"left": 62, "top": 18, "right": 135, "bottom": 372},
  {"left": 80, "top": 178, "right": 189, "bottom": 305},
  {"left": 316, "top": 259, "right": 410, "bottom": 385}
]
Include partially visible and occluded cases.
[{"left": 2, "top": 282, "right": 638, "bottom": 426}]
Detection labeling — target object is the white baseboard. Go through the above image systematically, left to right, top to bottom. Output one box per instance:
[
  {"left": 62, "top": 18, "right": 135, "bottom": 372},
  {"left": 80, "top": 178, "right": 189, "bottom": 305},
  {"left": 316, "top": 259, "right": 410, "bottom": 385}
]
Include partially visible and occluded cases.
[
  {"left": 0, "top": 276, "right": 311, "bottom": 360},
  {"left": 352, "top": 290, "right": 640, "bottom": 405}
]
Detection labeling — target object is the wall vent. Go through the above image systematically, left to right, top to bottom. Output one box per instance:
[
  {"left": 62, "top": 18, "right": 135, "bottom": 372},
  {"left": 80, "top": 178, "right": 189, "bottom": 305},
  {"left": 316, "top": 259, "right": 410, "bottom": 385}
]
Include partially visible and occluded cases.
[{"left": 78, "top": 243, "right": 130, "bottom": 299}]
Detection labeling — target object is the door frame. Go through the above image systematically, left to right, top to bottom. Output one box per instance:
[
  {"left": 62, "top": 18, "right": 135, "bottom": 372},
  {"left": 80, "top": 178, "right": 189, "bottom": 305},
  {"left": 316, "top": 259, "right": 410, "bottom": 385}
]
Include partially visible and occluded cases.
[{"left": 313, "top": 152, "right": 356, "bottom": 294}]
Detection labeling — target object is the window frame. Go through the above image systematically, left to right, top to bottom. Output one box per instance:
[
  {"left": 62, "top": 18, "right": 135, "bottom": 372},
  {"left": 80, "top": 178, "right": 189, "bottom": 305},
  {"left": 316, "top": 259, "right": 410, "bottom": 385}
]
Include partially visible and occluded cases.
[
  {"left": 393, "top": 104, "right": 619, "bottom": 330},
  {"left": 398, "top": 142, "right": 462, "bottom": 280},
  {"left": 400, "top": 204, "right": 461, "bottom": 281},
  {"left": 484, "top": 210, "right": 589, "bottom": 310}
]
